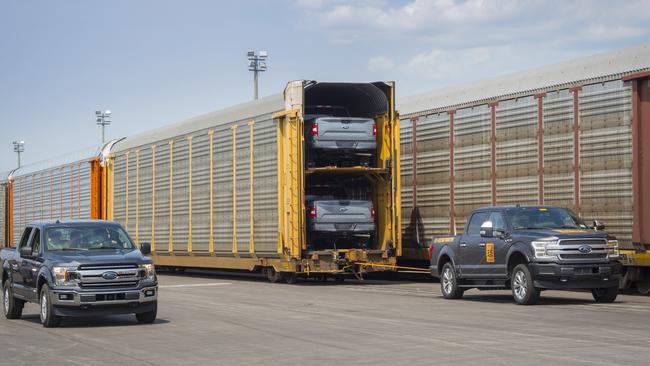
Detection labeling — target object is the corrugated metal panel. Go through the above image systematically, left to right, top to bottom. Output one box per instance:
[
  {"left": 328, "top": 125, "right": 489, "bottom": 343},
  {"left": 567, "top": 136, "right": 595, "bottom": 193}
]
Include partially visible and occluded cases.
[
  {"left": 399, "top": 44, "right": 650, "bottom": 116},
  {"left": 579, "top": 80, "right": 633, "bottom": 246},
  {"left": 543, "top": 89, "right": 575, "bottom": 210},
  {"left": 495, "top": 96, "right": 539, "bottom": 205},
  {"left": 454, "top": 106, "right": 492, "bottom": 231},
  {"left": 416, "top": 113, "right": 451, "bottom": 237},
  {"left": 252, "top": 117, "right": 279, "bottom": 253},
  {"left": 399, "top": 118, "right": 414, "bottom": 242},
  {"left": 236, "top": 122, "right": 251, "bottom": 252},
  {"left": 214, "top": 125, "right": 234, "bottom": 252},
  {"left": 190, "top": 134, "right": 211, "bottom": 252},
  {"left": 172, "top": 138, "right": 189, "bottom": 252},
  {"left": 154, "top": 143, "right": 171, "bottom": 251},
  {"left": 137, "top": 148, "right": 153, "bottom": 246},
  {"left": 10, "top": 160, "right": 93, "bottom": 245},
  {"left": 0, "top": 183, "right": 6, "bottom": 247}
]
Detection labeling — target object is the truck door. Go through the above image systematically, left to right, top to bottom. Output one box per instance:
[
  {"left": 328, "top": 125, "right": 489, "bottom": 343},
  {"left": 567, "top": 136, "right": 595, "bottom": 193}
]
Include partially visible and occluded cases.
[
  {"left": 459, "top": 211, "right": 489, "bottom": 276},
  {"left": 485, "top": 211, "right": 508, "bottom": 277},
  {"left": 11, "top": 227, "right": 33, "bottom": 298},
  {"left": 22, "top": 228, "right": 42, "bottom": 301}
]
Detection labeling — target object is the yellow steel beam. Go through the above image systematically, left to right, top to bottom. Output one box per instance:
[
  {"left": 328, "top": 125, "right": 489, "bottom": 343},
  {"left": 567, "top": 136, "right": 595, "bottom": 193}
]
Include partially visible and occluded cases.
[
  {"left": 248, "top": 120, "right": 255, "bottom": 255},
  {"left": 231, "top": 124, "right": 238, "bottom": 255},
  {"left": 208, "top": 130, "right": 215, "bottom": 253},
  {"left": 187, "top": 135, "right": 193, "bottom": 253},
  {"left": 168, "top": 140, "right": 174, "bottom": 252},
  {"left": 151, "top": 145, "right": 156, "bottom": 251}
]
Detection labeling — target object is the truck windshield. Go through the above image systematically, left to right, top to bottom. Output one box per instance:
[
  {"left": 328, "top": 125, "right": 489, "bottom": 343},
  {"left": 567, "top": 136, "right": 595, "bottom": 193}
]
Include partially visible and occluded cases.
[
  {"left": 508, "top": 207, "right": 588, "bottom": 230},
  {"left": 45, "top": 226, "right": 135, "bottom": 251}
]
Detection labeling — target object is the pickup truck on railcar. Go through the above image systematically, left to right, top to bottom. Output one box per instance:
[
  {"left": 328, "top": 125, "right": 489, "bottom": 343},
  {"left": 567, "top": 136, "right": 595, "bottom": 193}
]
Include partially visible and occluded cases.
[
  {"left": 429, "top": 205, "right": 622, "bottom": 305},
  {"left": 1, "top": 220, "right": 157, "bottom": 327}
]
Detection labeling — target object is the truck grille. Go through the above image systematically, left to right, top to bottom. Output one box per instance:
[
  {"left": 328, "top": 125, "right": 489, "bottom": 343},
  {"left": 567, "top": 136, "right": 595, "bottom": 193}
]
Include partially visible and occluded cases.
[
  {"left": 548, "top": 239, "right": 608, "bottom": 261},
  {"left": 78, "top": 263, "right": 142, "bottom": 290}
]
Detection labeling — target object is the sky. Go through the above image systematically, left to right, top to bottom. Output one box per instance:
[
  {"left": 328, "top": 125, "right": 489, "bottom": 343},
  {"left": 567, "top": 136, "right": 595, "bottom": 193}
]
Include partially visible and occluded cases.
[{"left": 1, "top": 0, "right": 649, "bottom": 172}]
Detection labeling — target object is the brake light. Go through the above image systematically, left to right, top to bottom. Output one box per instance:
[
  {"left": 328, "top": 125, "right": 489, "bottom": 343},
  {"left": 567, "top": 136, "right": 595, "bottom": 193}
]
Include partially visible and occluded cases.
[
  {"left": 311, "top": 123, "right": 318, "bottom": 137},
  {"left": 372, "top": 123, "right": 377, "bottom": 136},
  {"left": 309, "top": 206, "right": 317, "bottom": 219},
  {"left": 371, "top": 207, "right": 375, "bottom": 219},
  {"left": 428, "top": 244, "right": 434, "bottom": 260}
]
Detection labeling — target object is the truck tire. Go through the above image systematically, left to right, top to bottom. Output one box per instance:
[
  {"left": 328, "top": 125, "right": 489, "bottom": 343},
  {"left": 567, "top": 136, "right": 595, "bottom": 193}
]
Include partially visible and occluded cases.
[
  {"left": 440, "top": 262, "right": 464, "bottom": 299},
  {"left": 511, "top": 264, "right": 540, "bottom": 305},
  {"left": 265, "top": 267, "right": 282, "bottom": 283},
  {"left": 283, "top": 272, "right": 297, "bottom": 284},
  {"left": 3, "top": 279, "right": 24, "bottom": 319},
  {"left": 39, "top": 284, "right": 62, "bottom": 328},
  {"left": 592, "top": 287, "right": 618, "bottom": 303},
  {"left": 136, "top": 302, "right": 158, "bottom": 324}
]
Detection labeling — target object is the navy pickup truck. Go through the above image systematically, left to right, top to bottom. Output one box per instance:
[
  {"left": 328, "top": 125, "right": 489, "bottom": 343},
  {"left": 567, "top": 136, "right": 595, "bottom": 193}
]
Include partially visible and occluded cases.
[
  {"left": 429, "top": 206, "right": 622, "bottom": 305},
  {"left": 1, "top": 220, "right": 157, "bottom": 327}
]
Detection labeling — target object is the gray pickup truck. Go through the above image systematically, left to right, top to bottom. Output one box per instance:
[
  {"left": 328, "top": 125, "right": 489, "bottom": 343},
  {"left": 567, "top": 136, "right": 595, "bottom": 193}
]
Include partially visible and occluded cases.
[
  {"left": 304, "top": 105, "right": 377, "bottom": 167},
  {"left": 306, "top": 184, "right": 375, "bottom": 250},
  {"left": 429, "top": 206, "right": 622, "bottom": 305},
  {"left": 1, "top": 220, "right": 158, "bottom": 327}
]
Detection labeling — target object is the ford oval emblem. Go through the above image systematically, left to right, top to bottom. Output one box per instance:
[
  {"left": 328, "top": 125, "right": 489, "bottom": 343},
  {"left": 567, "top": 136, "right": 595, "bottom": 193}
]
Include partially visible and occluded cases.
[
  {"left": 339, "top": 207, "right": 348, "bottom": 212},
  {"left": 578, "top": 245, "right": 593, "bottom": 254},
  {"left": 102, "top": 271, "right": 118, "bottom": 280}
]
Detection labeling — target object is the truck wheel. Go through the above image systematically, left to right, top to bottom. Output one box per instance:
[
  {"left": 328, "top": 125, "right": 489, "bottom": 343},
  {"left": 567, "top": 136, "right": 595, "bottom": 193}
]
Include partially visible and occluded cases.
[
  {"left": 440, "top": 262, "right": 464, "bottom": 299},
  {"left": 511, "top": 264, "right": 540, "bottom": 305},
  {"left": 265, "top": 267, "right": 282, "bottom": 283},
  {"left": 284, "top": 272, "right": 297, "bottom": 284},
  {"left": 3, "top": 280, "right": 24, "bottom": 319},
  {"left": 39, "top": 284, "right": 62, "bottom": 328},
  {"left": 592, "top": 287, "right": 618, "bottom": 303},
  {"left": 136, "top": 302, "right": 158, "bottom": 324}
]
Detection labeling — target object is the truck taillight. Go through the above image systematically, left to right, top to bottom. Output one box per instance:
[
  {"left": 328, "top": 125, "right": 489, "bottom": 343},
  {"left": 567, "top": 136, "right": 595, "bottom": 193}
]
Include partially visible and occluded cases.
[
  {"left": 311, "top": 123, "right": 318, "bottom": 137},
  {"left": 372, "top": 123, "right": 377, "bottom": 136},
  {"left": 309, "top": 206, "right": 317, "bottom": 219},
  {"left": 371, "top": 207, "right": 375, "bottom": 219},
  {"left": 428, "top": 244, "right": 434, "bottom": 260}
]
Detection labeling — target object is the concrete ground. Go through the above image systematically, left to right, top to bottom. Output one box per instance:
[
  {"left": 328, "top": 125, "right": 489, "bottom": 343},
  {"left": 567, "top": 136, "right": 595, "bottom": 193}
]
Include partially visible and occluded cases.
[{"left": 1, "top": 272, "right": 649, "bottom": 366}]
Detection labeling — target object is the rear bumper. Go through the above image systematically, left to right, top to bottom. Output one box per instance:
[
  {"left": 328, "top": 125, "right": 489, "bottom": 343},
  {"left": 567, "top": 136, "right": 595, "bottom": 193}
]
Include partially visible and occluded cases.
[
  {"left": 310, "top": 141, "right": 376, "bottom": 151},
  {"left": 311, "top": 223, "right": 375, "bottom": 233},
  {"left": 530, "top": 262, "right": 622, "bottom": 289},
  {"left": 49, "top": 284, "right": 158, "bottom": 316}
]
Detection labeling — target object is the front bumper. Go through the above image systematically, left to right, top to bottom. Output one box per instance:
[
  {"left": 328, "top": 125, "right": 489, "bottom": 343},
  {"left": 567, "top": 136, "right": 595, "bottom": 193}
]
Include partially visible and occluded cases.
[
  {"left": 530, "top": 262, "right": 622, "bottom": 289},
  {"left": 49, "top": 283, "right": 158, "bottom": 316}
]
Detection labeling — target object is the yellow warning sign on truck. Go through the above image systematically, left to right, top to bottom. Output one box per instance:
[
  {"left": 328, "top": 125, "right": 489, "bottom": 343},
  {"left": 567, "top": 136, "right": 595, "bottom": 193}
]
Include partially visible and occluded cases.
[{"left": 485, "top": 243, "right": 495, "bottom": 263}]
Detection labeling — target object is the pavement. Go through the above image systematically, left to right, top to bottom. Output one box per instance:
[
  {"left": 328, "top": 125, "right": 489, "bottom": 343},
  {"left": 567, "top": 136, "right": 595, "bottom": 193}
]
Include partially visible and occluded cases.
[{"left": 1, "top": 272, "right": 649, "bottom": 366}]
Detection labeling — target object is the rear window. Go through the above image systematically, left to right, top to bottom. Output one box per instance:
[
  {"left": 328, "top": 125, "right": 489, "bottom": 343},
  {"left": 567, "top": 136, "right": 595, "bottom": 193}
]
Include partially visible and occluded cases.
[{"left": 45, "top": 226, "right": 134, "bottom": 251}]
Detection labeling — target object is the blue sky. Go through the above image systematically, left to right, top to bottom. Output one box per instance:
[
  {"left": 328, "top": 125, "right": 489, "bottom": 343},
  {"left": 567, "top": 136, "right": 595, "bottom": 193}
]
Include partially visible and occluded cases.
[{"left": 1, "top": 0, "right": 649, "bottom": 172}]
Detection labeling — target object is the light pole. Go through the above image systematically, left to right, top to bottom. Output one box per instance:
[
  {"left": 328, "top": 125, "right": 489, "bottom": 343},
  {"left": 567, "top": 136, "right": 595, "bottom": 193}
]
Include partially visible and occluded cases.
[
  {"left": 247, "top": 50, "right": 268, "bottom": 100},
  {"left": 96, "top": 110, "right": 112, "bottom": 144},
  {"left": 13, "top": 140, "right": 24, "bottom": 168}
]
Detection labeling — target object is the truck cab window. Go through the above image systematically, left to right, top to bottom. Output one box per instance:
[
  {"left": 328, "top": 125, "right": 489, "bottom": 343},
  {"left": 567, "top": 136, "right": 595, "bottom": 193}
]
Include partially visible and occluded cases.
[
  {"left": 466, "top": 212, "right": 489, "bottom": 235},
  {"left": 488, "top": 212, "right": 506, "bottom": 232},
  {"left": 18, "top": 227, "right": 33, "bottom": 249},
  {"left": 31, "top": 229, "right": 41, "bottom": 255}
]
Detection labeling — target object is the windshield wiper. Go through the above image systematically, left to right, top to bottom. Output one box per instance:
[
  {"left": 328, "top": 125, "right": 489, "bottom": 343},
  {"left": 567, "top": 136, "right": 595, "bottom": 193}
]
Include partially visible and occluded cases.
[
  {"left": 514, "top": 226, "right": 549, "bottom": 230},
  {"left": 87, "top": 247, "right": 120, "bottom": 250},
  {"left": 51, "top": 248, "right": 88, "bottom": 251}
]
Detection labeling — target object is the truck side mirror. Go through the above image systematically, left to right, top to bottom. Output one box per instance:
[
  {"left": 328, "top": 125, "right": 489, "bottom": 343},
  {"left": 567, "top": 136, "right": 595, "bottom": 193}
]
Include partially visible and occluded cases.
[
  {"left": 593, "top": 220, "right": 605, "bottom": 231},
  {"left": 480, "top": 221, "right": 494, "bottom": 238},
  {"left": 140, "top": 242, "right": 151, "bottom": 255},
  {"left": 19, "top": 247, "right": 32, "bottom": 258}
]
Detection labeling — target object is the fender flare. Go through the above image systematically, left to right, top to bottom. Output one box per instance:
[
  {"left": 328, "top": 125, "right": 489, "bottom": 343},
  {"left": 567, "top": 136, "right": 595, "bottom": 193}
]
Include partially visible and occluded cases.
[
  {"left": 506, "top": 242, "right": 533, "bottom": 268},
  {"left": 436, "top": 245, "right": 458, "bottom": 273},
  {"left": 37, "top": 267, "right": 55, "bottom": 291}
]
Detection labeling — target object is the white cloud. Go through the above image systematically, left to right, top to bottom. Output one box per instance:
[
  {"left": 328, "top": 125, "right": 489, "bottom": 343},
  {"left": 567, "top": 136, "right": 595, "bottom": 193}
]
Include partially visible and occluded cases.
[
  {"left": 405, "top": 47, "right": 501, "bottom": 80},
  {"left": 368, "top": 55, "right": 395, "bottom": 71}
]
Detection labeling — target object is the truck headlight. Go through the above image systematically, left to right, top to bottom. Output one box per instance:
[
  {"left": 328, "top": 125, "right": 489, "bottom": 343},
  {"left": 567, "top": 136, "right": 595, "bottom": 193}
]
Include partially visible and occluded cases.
[
  {"left": 531, "top": 237, "right": 558, "bottom": 260},
  {"left": 607, "top": 240, "right": 619, "bottom": 259},
  {"left": 139, "top": 263, "right": 156, "bottom": 280},
  {"left": 52, "top": 266, "right": 80, "bottom": 287}
]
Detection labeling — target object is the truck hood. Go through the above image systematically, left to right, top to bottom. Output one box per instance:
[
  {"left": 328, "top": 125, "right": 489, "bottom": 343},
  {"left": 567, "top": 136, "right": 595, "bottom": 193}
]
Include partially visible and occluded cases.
[
  {"left": 513, "top": 228, "right": 610, "bottom": 240},
  {"left": 46, "top": 249, "right": 151, "bottom": 266}
]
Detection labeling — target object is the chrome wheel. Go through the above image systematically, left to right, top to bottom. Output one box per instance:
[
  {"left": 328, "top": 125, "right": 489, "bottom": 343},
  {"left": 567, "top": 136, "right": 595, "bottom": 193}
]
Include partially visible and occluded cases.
[
  {"left": 442, "top": 267, "right": 453, "bottom": 295},
  {"left": 513, "top": 270, "right": 527, "bottom": 300},
  {"left": 3, "top": 288, "right": 9, "bottom": 315},
  {"left": 40, "top": 293, "right": 47, "bottom": 323}
]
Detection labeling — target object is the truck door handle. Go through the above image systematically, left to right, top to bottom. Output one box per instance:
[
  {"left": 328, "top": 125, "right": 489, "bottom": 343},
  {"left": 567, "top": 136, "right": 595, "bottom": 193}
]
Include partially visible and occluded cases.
[
  {"left": 460, "top": 243, "right": 467, "bottom": 247},
  {"left": 478, "top": 243, "right": 486, "bottom": 247}
]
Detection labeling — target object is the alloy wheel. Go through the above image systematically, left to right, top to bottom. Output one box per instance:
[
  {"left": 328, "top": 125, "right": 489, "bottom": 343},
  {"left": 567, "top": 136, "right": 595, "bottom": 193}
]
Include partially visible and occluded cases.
[
  {"left": 442, "top": 267, "right": 453, "bottom": 295},
  {"left": 513, "top": 270, "right": 527, "bottom": 300},
  {"left": 3, "top": 288, "right": 9, "bottom": 315},
  {"left": 40, "top": 293, "right": 47, "bottom": 323}
]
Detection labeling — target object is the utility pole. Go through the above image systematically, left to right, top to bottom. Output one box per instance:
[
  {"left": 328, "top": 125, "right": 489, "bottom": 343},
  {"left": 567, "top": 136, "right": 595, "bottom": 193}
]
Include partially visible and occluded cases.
[
  {"left": 247, "top": 50, "right": 268, "bottom": 100},
  {"left": 96, "top": 110, "right": 112, "bottom": 144},
  {"left": 13, "top": 140, "right": 24, "bottom": 168}
]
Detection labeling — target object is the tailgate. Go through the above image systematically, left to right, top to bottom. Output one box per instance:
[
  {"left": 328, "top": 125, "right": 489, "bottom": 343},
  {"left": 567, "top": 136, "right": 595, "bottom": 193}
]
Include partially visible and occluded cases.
[
  {"left": 315, "top": 117, "right": 375, "bottom": 144},
  {"left": 314, "top": 200, "right": 374, "bottom": 225}
]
